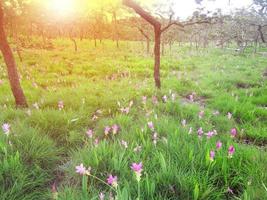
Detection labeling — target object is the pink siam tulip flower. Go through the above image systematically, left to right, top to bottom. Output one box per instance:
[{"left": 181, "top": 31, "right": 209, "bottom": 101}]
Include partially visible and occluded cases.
[
  {"left": 0, "top": 79, "right": 3, "bottom": 85},
  {"left": 189, "top": 94, "right": 194, "bottom": 102},
  {"left": 162, "top": 95, "right": 168, "bottom": 103},
  {"left": 142, "top": 96, "right": 147, "bottom": 104},
  {"left": 152, "top": 96, "right": 158, "bottom": 105},
  {"left": 58, "top": 100, "right": 64, "bottom": 110},
  {"left": 198, "top": 110, "right": 205, "bottom": 119},
  {"left": 227, "top": 112, "right": 232, "bottom": 120},
  {"left": 181, "top": 119, "right": 186, "bottom": 127},
  {"left": 147, "top": 121, "right": 154, "bottom": 131},
  {"left": 2, "top": 123, "right": 10, "bottom": 135},
  {"left": 112, "top": 124, "right": 119, "bottom": 135},
  {"left": 104, "top": 126, "right": 111, "bottom": 136},
  {"left": 197, "top": 127, "right": 203, "bottom": 138},
  {"left": 230, "top": 128, "right": 237, "bottom": 138},
  {"left": 86, "top": 129, "right": 93, "bottom": 138},
  {"left": 206, "top": 131, "right": 215, "bottom": 139},
  {"left": 94, "top": 138, "right": 99, "bottom": 146},
  {"left": 121, "top": 140, "right": 128, "bottom": 149},
  {"left": 216, "top": 141, "right": 222, "bottom": 150},
  {"left": 228, "top": 145, "right": 235, "bottom": 158},
  {"left": 210, "top": 150, "right": 215, "bottom": 161},
  {"left": 131, "top": 162, "right": 143, "bottom": 182},
  {"left": 75, "top": 164, "right": 87, "bottom": 175},
  {"left": 107, "top": 175, "right": 118, "bottom": 188},
  {"left": 99, "top": 192, "right": 105, "bottom": 200}
]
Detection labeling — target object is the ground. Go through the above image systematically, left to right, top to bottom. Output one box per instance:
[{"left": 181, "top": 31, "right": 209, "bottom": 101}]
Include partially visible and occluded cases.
[{"left": 0, "top": 40, "right": 267, "bottom": 200}]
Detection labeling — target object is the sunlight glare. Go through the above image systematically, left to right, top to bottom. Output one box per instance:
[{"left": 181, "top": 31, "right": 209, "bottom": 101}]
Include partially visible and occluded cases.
[{"left": 50, "top": 0, "right": 74, "bottom": 16}]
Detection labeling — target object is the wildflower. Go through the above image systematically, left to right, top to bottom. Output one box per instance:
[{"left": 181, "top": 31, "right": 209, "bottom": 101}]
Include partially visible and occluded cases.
[
  {"left": 0, "top": 79, "right": 3, "bottom": 85},
  {"left": 189, "top": 94, "right": 194, "bottom": 102},
  {"left": 162, "top": 95, "right": 168, "bottom": 103},
  {"left": 142, "top": 96, "right": 147, "bottom": 104},
  {"left": 152, "top": 96, "right": 158, "bottom": 105},
  {"left": 58, "top": 100, "right": 64, "bottom": 110},
  {"left": 33, "top": 102, "right": 39, "bottom": 109},
  {"left": 198, "top": 110, "right": 204, "bottom": 119},
  {"left": 213, "top": 110, "right": 220, "bottom": 116},
  {"left": 227, "top": 112, "right": 232, "bottom": 119},
  {"left": 181, "top": 119, "right": 186, "bottom": 127},
  {"left": 147, "top": 121, "right": 154, "bottom": 131},
  {"left": 2, "top": 123, "right": 10, "bottom": 135},
  {"left": 112, "top": 124, "right": 119, "bottom": 135},
  {"left": 104, "top": 126, "right": 111, "bottom": 136},
  {"left": 188, "top": 127, "right": 193, "bottom": 134},
  {"left": 197, "top": 127, "right": 203, "bottom": 138},
  {"left": 230, "top": 128, "right": 237, "bottom": 138},
  {"left": 86, "top": 129, "right": 93, "bottom": 138},
  {"left": 206, "top": 131, "right": 214, "bottom": 139},
  {"left": 152, "top": 132, "right": 158, "bottom": 145},
  {"left": 94, "top": 138, "right": 99, "bottom": 146},
  {"left": 121, "top": 140, "right": 128, "bottom": 149},
  {"left": 216, "top": 141, "right": 222, "bottom": 150},
  {"left": 134, "top": 145, "right": 142, "bottom": 153},
  {"left": 228, "top": 145, "right": 235, "bottom": 158},
  {"left": 210, "top": 150, "right": 215, "bottom": 161},
  {"left": 131, "top": 162, "right": 143, "bottom": 182},
  {"left": 75, "top": 164, "right": 87, "bottom": 175},
  {"left": 107, "top": 175, "right": 118, "bottom": 188},
  {"left": 227, "top": 187, "right": 234, "bottom": 194},
  {"left": 99, "top": 192, "right": 105, "bottom": 200}
]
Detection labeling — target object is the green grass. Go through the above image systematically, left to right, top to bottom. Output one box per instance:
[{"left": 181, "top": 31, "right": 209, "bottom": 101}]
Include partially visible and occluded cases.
[{"left": 0, "top": 39, "right": 267, "bottom": 199}]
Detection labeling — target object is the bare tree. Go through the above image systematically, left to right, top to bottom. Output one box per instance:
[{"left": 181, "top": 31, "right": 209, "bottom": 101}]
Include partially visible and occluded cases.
[{"left": 0, "top": 0, "right": 27, "bottom": 107}]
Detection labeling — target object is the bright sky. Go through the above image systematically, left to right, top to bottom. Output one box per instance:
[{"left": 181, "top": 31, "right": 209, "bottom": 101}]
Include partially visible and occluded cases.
[{"left": 172, "top": 0, "right": 253, "bottom": 19}]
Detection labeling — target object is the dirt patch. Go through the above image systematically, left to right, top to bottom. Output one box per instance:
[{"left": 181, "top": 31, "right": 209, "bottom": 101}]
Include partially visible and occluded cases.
[
  {"left": 236, "top": 82, "right": 259, "bottom": 89},
  {"left": 180, "top": 94, "right": 207, "bottom": 108},
  {"left": 237, "top": 135, "right": 267, "bottom": 149}
]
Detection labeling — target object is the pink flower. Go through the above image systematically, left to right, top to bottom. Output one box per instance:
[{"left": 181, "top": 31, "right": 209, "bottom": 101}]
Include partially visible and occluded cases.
[
  {"left": 0, "top": 79, "right": 3, "bottom": 85},
  {"left": 189, "top": 93, "right": 195, "bottom": 102},
  {"left": 162, "top": 95, "right": 168, "bottom": 102},
  {"left": 142, "top": 96, "right": 147, "bottom": 104},
  {"left": 152, "top": 96, "right": 158, "bottom": 104},
  {"left": 58, "top": 100, "right": 64, "bottom": 110},
  {"left": 198, "top": 110, "right": 204, "bottom": 119},
  {"left": 213, "top": 110, "right": 220, "bottom": 116},
  {"left": 227, "top": 112, "right": 232, "bottom": 119},
  {"left": 181, "top": 119, "right": 186, "bottom": 127},
  {"left": 147, "top": 121, "right": 154, "bottom": 131},
  {"left": 2, "top": 123, "right": 10, "bottom": 135},
  {"left": 112, "top": 124, "right": 119, "bottom": 135},
  {"left": 104, "top": 126, "right": 111, "bottom": 136},
  {"left": 197, "top": 127, "right": 203, "bottom": 137},
  {"left": 230, "top": 128, "right": 237, "bottom": 138},
  {"left": 86, "top": 129, "right": 93, "bottom": 138},
  {"left": 206, "top": 131, "right": 214, "bottom": 139},
  {"left": 94, "top": 138, "right": 99, "bottom": 146},
  {"left": 121, "top": 140, "right": 128, "bottom": 148},
  {"left": 216, "top": 141, "right": 222, "bottom": 150},
  {"left": 228, "top": 145, "right": 235, "bottom": 158},
  {"left": 210, "top": 150, "right": 215, "bottom": 161},
  {"left": 131, "top": 162, "right": 143, "bottom": 174},
  {"left": 75, "top": 164, "right": 87, "bottom": 175},
  {"left": 107, "top": 175, "right": 118, "bottom": 187},
  {"left": 99, "top": 192, "right": 105, "bottom": 200}
]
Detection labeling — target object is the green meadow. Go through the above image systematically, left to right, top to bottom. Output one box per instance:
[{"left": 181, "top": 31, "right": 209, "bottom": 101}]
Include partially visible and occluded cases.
[{"left": 0, "top": 40, "right": 267, "bottom": 200}]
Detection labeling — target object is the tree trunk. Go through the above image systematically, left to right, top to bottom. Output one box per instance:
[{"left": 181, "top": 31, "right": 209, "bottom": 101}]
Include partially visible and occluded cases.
[
  {"left": 0, "top": 1, "right": 27, "bottom": 107},
  {"left": 154, "top": 26, "right": 161, "bottom": 88}
]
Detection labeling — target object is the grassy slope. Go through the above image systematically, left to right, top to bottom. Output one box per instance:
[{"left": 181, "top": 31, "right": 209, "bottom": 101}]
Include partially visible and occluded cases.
[{"left": 0, "top": 40, "right": 267, "bottom": 200}]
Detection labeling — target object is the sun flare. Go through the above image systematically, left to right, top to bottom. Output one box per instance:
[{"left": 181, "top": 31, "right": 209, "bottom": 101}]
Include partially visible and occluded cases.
[{"left": 49, "top": 0, "right": 74, "bottom": 16}]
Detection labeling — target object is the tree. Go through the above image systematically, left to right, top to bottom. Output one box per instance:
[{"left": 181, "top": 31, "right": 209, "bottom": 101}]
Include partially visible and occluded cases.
[{"left": 0, "top": 0, "right": 27, "bottom": 107}]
